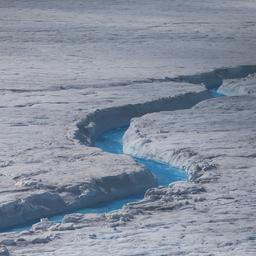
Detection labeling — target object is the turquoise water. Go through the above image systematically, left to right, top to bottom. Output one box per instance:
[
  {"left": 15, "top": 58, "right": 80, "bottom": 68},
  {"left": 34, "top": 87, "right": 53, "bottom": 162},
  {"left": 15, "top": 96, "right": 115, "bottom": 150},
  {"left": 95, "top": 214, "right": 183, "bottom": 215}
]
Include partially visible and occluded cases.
[
  {"left": 2, "top": 86, "right": 226, "bottom": 233},
  {"left": 210, "top": 89, "right": 225, "bottom": 98},
  {"left": 6, "top": 125, "right": 187, "bottom": 233},
  {"left": 95, "top": 126, "right": 187, "bottom": 186},
  {"left": 48, "top": 127, "right": 187, "bottom": 224}
]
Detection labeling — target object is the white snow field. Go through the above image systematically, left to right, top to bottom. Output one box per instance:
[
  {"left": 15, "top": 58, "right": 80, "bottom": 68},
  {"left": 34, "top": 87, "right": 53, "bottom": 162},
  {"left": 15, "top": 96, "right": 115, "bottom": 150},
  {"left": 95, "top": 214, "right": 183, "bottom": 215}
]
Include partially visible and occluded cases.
[{"left": 0, "top": 0, "right": 256, "bottom": 255}]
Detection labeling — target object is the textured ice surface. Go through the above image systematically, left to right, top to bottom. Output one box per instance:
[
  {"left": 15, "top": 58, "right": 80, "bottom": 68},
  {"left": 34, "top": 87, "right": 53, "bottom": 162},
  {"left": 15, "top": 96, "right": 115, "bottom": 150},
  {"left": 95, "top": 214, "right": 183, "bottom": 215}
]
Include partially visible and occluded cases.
[
  {"left": 1, "top": 0, "right": 256, "bottom": 255},
  {"left": 1, "top": 0, "right": 256, "bottom": 92},
  {"left": 0, "top": 79, "right": 206, "bottom": 230},
  {"left": 122, "top": 95, "right": 256, "bottom": 254},
  {"left": 7, "top": 125, "right": 187, "bottom": 232}
]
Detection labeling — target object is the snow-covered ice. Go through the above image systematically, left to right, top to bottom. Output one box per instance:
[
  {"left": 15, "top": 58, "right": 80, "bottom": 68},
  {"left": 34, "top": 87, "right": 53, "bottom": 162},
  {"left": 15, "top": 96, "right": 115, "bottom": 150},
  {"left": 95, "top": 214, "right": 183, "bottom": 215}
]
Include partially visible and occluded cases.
[{"left": 0, "top": 0, "right": 256, "bottom": 255}]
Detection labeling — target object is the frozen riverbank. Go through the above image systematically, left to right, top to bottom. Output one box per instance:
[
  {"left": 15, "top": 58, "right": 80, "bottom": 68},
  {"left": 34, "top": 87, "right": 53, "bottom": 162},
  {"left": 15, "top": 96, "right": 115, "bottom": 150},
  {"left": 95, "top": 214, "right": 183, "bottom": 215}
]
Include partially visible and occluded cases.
[
  {"left": 1, "top": 0, "right": 256, "bottom": 255},
  {"left": 1, "top": 66, "right": 256, "bottom": 254},
  {"left": 0, "top": 81, "right": 209, "bottom": 231},
  {"left": 2, "top": 89, "right": 255, "bottom": 256},
  {"left": 4, "top": 126, "right": 187, "bottom": 233},
  {"left": 95, "top": 126, "right": 187, "bottom": 186}
]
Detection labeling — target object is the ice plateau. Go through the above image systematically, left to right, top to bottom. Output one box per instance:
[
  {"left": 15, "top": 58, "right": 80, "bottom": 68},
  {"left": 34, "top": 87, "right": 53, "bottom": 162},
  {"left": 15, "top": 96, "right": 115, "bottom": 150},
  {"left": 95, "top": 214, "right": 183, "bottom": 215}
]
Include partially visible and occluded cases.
[{"left": 0, "top": 0, "right": 256, "bottom": 255}]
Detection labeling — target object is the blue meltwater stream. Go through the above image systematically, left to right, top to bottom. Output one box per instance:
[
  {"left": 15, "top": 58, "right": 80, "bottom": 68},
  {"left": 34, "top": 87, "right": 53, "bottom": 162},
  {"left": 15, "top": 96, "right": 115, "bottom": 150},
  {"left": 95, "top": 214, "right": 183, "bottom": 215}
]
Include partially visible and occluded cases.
[
  {"left": 7, "top": 90, "right": 224, "bottom": 232},
  {"left": 8, "top": 126, "right": 187, "bottom": 232},
  {"left": 95, "top": 126, "right": 187, "bottom": 186},
  {"left": 50, "top": 127, "right": 187, "bottom": 221}
]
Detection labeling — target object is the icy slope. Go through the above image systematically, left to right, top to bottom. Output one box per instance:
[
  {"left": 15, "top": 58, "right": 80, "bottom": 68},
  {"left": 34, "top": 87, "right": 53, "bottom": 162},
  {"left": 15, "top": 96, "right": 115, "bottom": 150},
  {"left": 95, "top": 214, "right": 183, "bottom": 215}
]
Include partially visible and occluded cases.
[
  {"left": 1, "top": 0, "right": 256, "bottom": 255},
  {"left": 1, "top": 0, "right": 256, "bottom": 92},
  {"left": 218, "top": 74, "right": 256, "bottom": 96},
  {"left": 0, "top": 81, "right": 208, "bottom": 230},
  {"left": 3, "top": 94, "right": 256, "bottom": 256}
]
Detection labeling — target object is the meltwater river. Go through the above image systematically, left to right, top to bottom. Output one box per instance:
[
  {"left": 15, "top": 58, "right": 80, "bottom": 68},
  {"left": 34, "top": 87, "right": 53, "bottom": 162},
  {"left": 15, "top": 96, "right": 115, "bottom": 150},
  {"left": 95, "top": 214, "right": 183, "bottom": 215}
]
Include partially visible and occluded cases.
[
  {"left": 7, "top": 89, "right": 224, "bottom": 232},
  {"left": 9, "top": 126, "right": 187, "bottom": 232},
  {"left": 50, "top": 127, "right": 187, "bottom": 222}
]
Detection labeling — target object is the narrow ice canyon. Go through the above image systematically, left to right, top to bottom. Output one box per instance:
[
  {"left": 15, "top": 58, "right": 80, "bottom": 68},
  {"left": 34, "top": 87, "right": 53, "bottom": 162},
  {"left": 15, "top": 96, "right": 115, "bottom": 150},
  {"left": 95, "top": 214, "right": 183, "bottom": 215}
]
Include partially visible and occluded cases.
[{"left": 0, "top": 1, "right": 256, "bottom": 256}]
